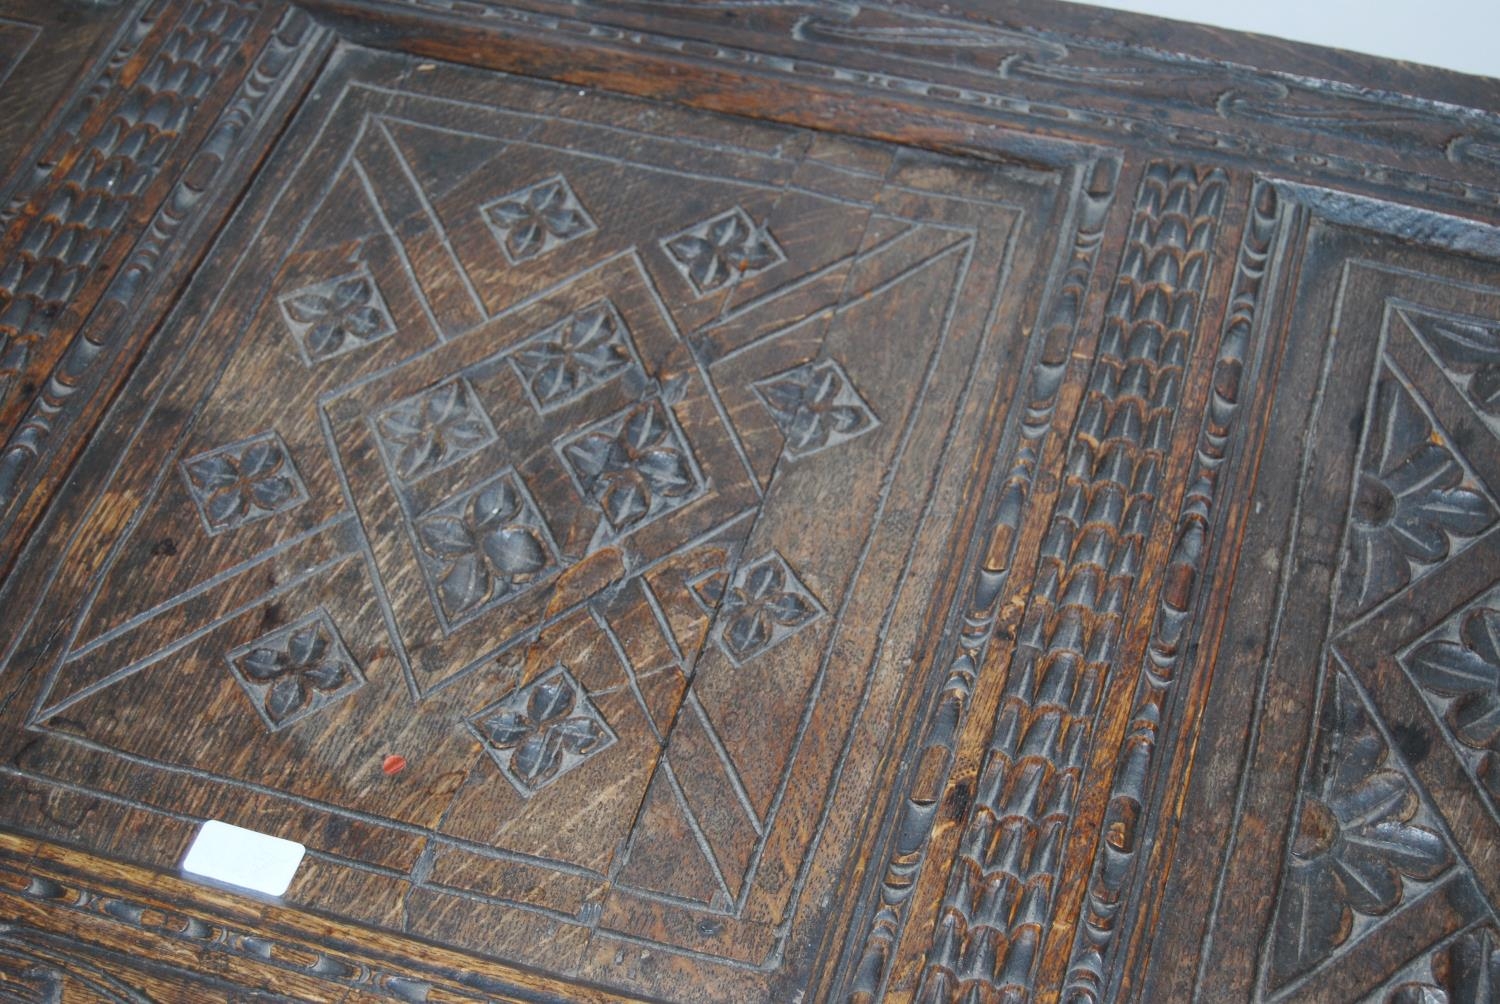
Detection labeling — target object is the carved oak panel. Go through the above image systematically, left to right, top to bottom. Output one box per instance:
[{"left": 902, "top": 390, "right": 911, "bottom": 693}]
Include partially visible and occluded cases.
[
  {"left": 1, "top": 2, "right": 1499, "bottom": 1002},
  {"left": 0, "top": 44, "right": 1072, "bottom": 1002},
  {"left": 1139, "top": 192, "right": 1500, "bottom": 1003}
]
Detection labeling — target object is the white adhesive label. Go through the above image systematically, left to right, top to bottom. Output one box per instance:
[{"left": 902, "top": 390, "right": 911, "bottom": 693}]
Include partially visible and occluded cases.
[{"left": 181, "top": 819, "right": 304, "bottom": 897}]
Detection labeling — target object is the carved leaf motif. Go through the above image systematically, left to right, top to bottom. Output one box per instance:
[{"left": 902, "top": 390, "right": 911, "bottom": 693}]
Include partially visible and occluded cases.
[
  {"left": 280, "top": 291, "right": 335, "bottom": 325},
  {"left": 1407, "top": 312, "right": 1500, "bottom": 417},
  {"left": 1341, "top": 374, "right": 1496, "bottom": 617},
  {"left": 237, "top": 438, "right": 282, "bottom": 477},
  {"left": 636, "top": 448, "right": 695, "bottom": 497},
  {"left": 185, "top": 453, "right": 239, "bottom": 490},
  {"left": 470, "top": 481, "right": 521, "bottom": 528},
  {"left": 418, "top": 516, "right": 475, "bottom": 558},
  {"left": 481, "top": 526, "right": 547, "bottom": 580},
  {"left": 437, "top": 552, "right": 488, "bottom": 615},
  {"left": 1407, "top": 607, "right": 1500, "bottom": 798},
  {"left": 285, "top": 624, "right": 326, "bottom": 667},
  {"left": 240, "top": 647, "right": 287, "bottom": 682},
  {"left": 300, "top": 660, "right": 347, "bottom": 692},
  {"left": 1269, "top": 670, "right": 1452, "bottom": 986},
  {"left": 528, "top": 675, "right": 575, "bottom": 726},
  {"left": 264, "top": 676, "right": 306, "bottom": 723},
  {"left": 481, "top": 709, "right": 533, "bottom": 748},
  {"left": 553, "top": 716, "right": 607, "bottom": 754},
  {"left": 512, "top": 730, "right": 567, "bottom": 786}
]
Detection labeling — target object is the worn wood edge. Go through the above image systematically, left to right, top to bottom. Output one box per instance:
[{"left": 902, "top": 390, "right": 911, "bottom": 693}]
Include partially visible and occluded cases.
[
  {"left": 294, "top": 0, "right": 1110, "bottom": 172},
  {"left": 295, "top": 0, "right": 1500, "bottom": 212},
  {"left": 0, "top": 3, "right": 333, "bottom": 578},
  {"left": 0, "top": 829, "right": 649, "bottom": 1003}
]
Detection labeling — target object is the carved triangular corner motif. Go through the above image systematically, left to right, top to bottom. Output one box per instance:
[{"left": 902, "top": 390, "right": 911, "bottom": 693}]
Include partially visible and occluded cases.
[
  {"left": 1399, "top": 306, "right": 1500, "bottom": 439},
  {"left": 1336, "top": 362, "right": 1497, "bottom": 625},
  {"left": 1265, "top": 659, "right": 1458, "bottom": 993}
]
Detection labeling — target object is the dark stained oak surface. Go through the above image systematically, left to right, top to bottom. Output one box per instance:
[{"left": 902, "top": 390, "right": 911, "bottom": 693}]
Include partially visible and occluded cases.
[{"left": 0, "top": 2, "right": 1496, "bottom": 1002}]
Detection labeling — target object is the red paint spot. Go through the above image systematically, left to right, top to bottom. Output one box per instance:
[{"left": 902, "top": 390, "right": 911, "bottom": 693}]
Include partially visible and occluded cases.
[{"left": 382, "top": 755, "right": 406, "bottom": 776}]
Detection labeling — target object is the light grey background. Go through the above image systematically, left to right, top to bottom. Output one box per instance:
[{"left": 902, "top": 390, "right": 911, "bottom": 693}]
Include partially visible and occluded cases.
[{"left": 1086, "top": 1, "right": 1497, "bottom": 79}]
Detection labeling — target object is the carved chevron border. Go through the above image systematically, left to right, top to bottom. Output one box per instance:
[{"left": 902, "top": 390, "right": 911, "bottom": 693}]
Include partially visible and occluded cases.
[
  {"left": 0, "top": 2, "right": 326, "bottom": 567},
  {"left": 845, "top": 155, "right": 1121, "bottom": 1004},
  {"left": 911, "top": 161, "right": 1230, "bottom": 1002},
  {"left": 1062, "top": 180, "right": 1285, "bottom": 999}
]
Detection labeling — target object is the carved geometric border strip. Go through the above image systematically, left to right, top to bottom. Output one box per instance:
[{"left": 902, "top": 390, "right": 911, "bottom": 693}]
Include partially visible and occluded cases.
[
  {"left": 0, "top": 7, "right": 322, "bottom": 560},
  {"left": 843, "top": 156, "right": 1121, "bottom": 1002},
  {"left": 913, "top": 161, "right": 1230, "bottom": 1002},
  {"left": 1063, "top": 178, "right": 1286, "bottom": 996}
]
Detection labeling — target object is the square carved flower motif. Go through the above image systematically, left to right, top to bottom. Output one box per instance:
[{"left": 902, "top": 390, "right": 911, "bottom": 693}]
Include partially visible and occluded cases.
[
  {"left": 479, "top": 174, "right": 597, "bottom": 265},
  {"left": 660, "top": 205, "right": 785, "bottom": 298},
  {"left": 276, "top": 264, "right": 397, "bottom": 364},
  {"left": 508, "top": 299, "right": 638, "bottom": 414},
  {"left": 753, "top": 358, "right": 879, "bottom": 459},
  {"left": 370, "top": 377, "right": 498, "bottom": 486},
  {"left": 558, "top": 399, "right": 705, "bottom": 533},
  {"left": 179, "top": 431, "right": 308, "bottom": 536},
  {"left": 412, "top": 470, "right": 561, "bottom": 627},
  {"left": 693, "top": 551, "right": 824, "bottom": 665},
  {"left": 224, "top": 609, "right": 364, "bottom": 731},
  {"left": 467, "top": 666, "right": 617, "bottom": 796}
]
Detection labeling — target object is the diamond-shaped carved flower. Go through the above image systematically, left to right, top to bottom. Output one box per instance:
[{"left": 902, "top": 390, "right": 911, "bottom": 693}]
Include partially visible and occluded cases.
[
  {"left": 481, "top": 175, "right": 596, "bottom": 264},
  {"left": 662, "top": 206, "right": 784, "bottom": 297},
  {"left": 277, "top": 269, "right": 395, "bottom": 363},
  {"left": 510, "top": 301, "right": 634, "bottom": 412},
  {"left": 754, "top": 359, "right": 878, "bottom": 458},
  {"left": 1340, "top": 373, "right": 1496, "bottom": 617},
  {"left": 373, "top": 378, "right": 496, "bottom": 484},
  {"left": 561, "top": 401, "right": 700, "bottom": 531},
  {"left": 181, "top": 432, "right": 306, "bottom": 534},
  {"left": 416, "top": 475, "right": 555, "bottom": 621},
  {"left": 713, "top": 552, "right": 822, "bottom": 664},
  {"left": 1407, "top": 605, "right": 1500, "bottom": 803},
  {"left": 227, "top": 611, "right": 363, "bottom": 731},
  {"left": 472, "top": 667, "right": 615, "bottom": 795},
  {"left": 1270, "top": 670, "right": 1451, "bottom": 986}
]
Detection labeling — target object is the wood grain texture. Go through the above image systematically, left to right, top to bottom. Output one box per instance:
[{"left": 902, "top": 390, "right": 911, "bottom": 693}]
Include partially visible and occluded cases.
[{"left": 0, "top": 1, "right": 1495, "bottom": 1001}]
